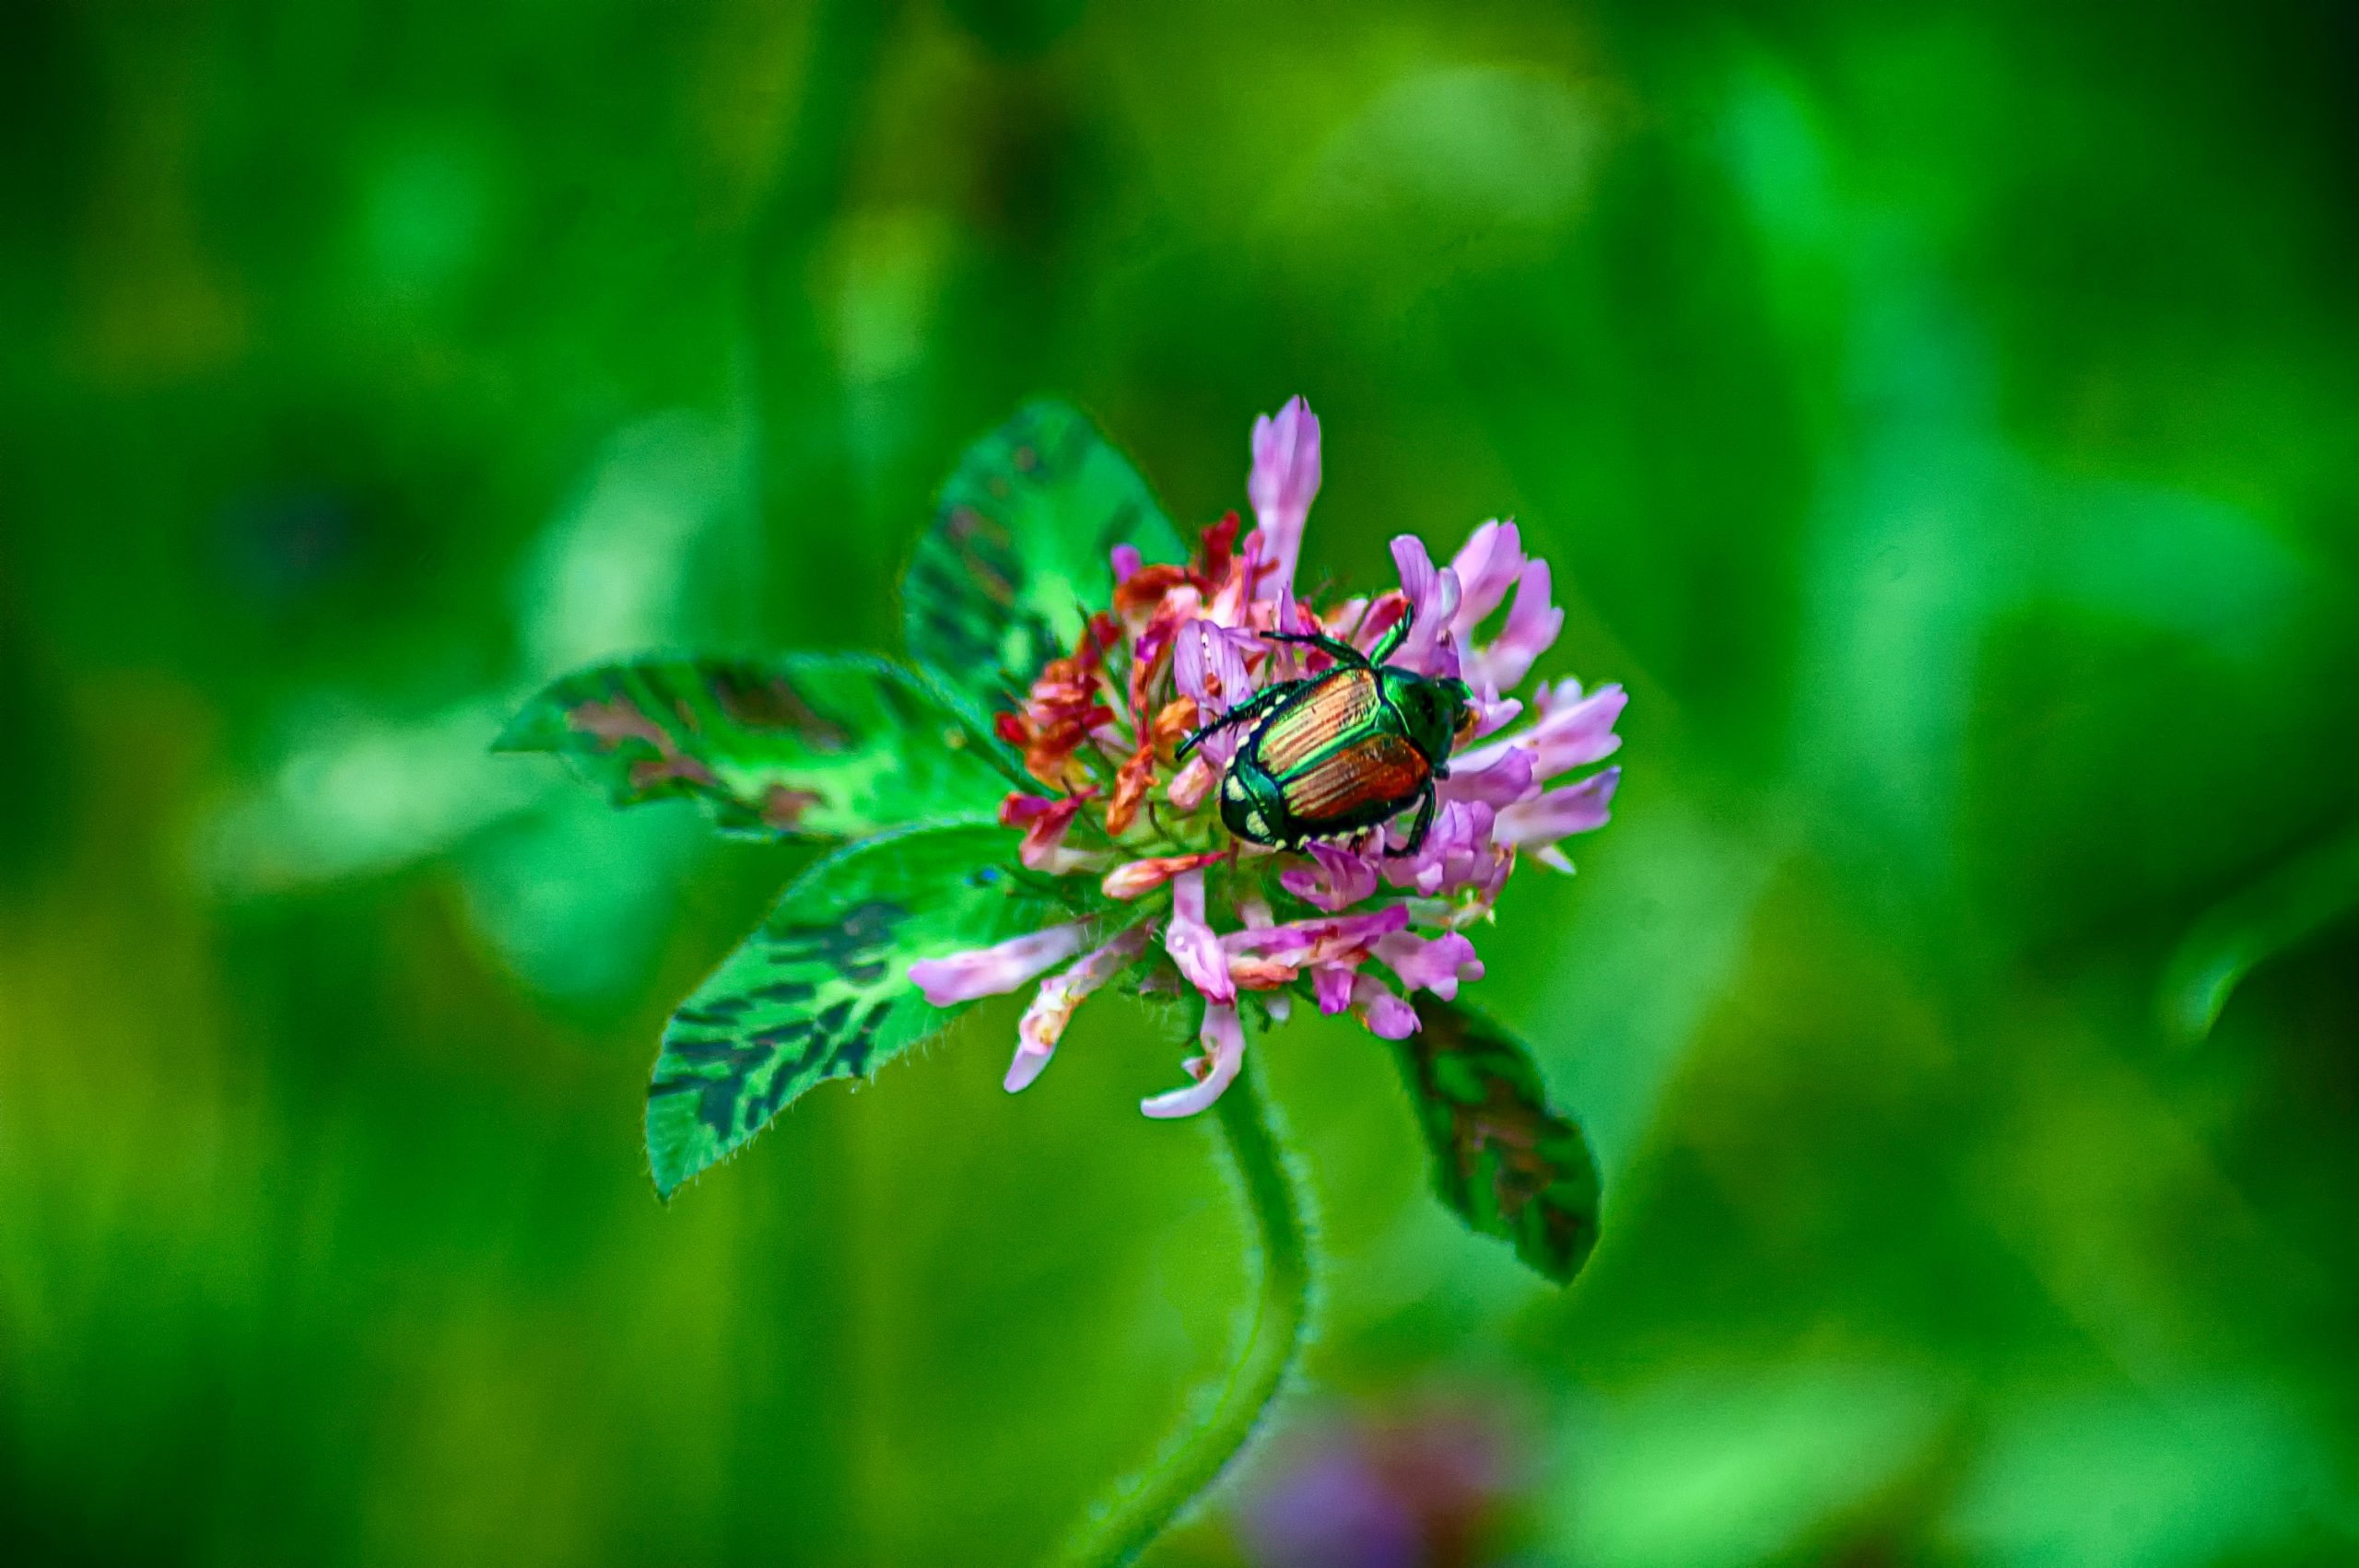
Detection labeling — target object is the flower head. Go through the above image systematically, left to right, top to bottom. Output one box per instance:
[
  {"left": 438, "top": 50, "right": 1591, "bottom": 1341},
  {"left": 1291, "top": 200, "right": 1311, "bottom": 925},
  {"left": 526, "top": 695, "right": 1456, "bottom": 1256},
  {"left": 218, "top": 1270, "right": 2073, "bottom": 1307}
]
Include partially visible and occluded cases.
[{"left": 927, "top": 399, "right": 1625, "bottom": 1115}]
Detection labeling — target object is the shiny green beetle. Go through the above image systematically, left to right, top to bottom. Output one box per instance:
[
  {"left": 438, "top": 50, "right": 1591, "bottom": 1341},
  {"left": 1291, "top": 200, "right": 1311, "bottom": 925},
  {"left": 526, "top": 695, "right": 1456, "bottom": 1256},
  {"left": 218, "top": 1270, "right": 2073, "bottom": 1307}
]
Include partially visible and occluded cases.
[{"left": 1181, "top": 609, "right": 1474, "bottom": 855}]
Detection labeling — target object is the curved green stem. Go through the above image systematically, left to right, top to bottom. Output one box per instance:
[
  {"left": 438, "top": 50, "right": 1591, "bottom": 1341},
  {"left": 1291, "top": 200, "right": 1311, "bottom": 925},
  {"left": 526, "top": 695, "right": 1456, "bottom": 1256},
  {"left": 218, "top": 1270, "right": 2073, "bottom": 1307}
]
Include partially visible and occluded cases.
[{"left": 1051, "top": 1058, "right": 1312, "bottom": 1567}]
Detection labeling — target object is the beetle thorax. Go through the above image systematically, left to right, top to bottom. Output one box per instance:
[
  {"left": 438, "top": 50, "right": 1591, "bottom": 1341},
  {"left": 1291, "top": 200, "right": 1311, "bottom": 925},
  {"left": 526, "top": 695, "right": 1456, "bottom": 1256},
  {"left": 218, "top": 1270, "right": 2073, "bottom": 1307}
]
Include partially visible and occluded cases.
[{"left": 1378, "top": 669, "right": 1473, "bottom": 765}]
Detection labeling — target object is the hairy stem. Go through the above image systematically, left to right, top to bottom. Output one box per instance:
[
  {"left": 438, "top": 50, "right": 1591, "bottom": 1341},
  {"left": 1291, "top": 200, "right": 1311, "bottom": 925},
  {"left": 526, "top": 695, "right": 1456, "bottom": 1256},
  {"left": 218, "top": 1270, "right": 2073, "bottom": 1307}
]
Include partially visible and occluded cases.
[{"left": 1051, "top": 1058, "right": 1312, "bottom": 1567}]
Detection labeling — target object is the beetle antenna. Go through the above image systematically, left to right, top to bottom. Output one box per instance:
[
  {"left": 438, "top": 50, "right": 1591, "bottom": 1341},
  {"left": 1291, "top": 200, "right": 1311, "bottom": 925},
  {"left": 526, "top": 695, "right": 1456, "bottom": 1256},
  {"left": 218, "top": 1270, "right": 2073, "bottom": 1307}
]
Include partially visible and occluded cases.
[{"left": 1256, "top": 629, "right": 1364, "bottom": 668}]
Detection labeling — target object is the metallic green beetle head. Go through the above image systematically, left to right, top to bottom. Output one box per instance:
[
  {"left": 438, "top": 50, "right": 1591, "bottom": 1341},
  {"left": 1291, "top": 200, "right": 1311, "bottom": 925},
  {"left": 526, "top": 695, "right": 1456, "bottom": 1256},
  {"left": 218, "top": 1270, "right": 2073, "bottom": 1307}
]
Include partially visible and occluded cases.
[{"left": 1379, "top": 670, "right": 1475, "bottom": 765}]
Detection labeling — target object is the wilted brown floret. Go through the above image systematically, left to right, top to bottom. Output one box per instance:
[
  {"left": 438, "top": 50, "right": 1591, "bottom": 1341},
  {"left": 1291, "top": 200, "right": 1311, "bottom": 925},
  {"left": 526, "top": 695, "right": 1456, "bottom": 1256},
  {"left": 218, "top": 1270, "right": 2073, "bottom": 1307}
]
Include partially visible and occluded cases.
[
  {"left": 1197, "top": 511, "right": 1240, "bottom": 586},
  {"left": 1113, "top": 563, "right": 1192, "bottom": 618},
  {"left": 998, "top": 616, "right": 1122, "bottom": 787}
]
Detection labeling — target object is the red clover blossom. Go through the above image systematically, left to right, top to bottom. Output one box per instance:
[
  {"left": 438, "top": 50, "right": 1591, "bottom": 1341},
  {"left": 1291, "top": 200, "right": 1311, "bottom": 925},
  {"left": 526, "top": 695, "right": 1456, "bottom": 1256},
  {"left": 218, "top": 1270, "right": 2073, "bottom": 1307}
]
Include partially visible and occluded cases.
[{"left": 910, "top": 398, "right": 1625, "bottom": 1115}]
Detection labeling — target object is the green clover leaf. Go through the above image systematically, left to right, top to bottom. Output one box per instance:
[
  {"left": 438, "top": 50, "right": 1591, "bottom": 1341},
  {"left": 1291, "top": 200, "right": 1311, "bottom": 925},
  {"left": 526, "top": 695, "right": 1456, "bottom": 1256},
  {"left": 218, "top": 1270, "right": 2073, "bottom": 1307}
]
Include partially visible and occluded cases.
[
  {"left": 902, "top": 398, "right": 1185, "bottom": 717},
  {"left": 497, "top": 652, "right": 1011, "bottom": 841},
  {"left": 645, "top": 823, "right": 1065, "bottom": 1195},
  {"left": 1396, "top": 997, "right": 1603, "bottom": 1284}
]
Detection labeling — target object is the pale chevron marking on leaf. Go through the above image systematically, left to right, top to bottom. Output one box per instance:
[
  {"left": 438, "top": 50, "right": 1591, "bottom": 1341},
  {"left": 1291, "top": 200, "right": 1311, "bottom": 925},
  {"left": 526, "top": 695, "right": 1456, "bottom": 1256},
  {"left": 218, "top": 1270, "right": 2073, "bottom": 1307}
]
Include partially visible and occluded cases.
[{"left": 497, "top": 653, "right": 1006, "bottom": 843}]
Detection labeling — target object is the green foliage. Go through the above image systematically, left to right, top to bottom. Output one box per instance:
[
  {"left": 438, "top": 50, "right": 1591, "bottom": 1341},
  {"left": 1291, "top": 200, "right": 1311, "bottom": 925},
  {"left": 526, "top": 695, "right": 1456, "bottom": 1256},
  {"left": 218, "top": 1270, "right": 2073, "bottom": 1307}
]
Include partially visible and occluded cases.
[
  {"left": 12, "top": 2, "right": 2359, "bottom": 1562},
  {"left": 902, "top": 399, "right": 1185, "bottom": 716},
  {"left": 495, "top": 653, "right": 1010, "bottom": 840},
  {"left": 2158, "top": 821, "right": 2359, "bottom": 1043},
  {"left": 646, "top": 823, "right": 1058, "bottom": 1195},
  {"left": 1396, "top": 997, "right": 1603, "bottom": 1284}
]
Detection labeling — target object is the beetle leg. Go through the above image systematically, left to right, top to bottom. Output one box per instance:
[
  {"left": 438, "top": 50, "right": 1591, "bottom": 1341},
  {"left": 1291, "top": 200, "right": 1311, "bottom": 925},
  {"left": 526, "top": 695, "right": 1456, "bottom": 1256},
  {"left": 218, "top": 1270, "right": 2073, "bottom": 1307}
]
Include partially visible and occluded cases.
[
  {"left": 1368, "top": 603, "right": 1414, "bottom": 665},
  {"left": 1256, "top": 629, "right": 1367, "bottom": 668},
  {"left": 1177, "top": 681, "right": 1297, "bottom": 759},
  {"left": 1384, "top": 781, "right": 1438, "bottom": 859}
]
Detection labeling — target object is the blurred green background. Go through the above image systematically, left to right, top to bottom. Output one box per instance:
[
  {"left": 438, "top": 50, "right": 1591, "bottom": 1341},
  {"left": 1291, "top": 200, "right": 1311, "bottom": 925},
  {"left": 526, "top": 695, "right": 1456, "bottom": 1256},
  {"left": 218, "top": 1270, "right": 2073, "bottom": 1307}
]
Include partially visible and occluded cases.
[{"left": 5, "top": 1, "right": 2358, "bottom": 1562}]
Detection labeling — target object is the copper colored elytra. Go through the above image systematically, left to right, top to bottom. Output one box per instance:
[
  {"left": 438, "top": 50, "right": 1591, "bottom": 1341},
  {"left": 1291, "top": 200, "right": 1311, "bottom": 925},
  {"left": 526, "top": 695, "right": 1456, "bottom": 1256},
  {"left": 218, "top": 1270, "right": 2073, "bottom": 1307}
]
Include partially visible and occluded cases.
[{"left": 1182, "top": 607, "right": 1475, "bottom": 856}]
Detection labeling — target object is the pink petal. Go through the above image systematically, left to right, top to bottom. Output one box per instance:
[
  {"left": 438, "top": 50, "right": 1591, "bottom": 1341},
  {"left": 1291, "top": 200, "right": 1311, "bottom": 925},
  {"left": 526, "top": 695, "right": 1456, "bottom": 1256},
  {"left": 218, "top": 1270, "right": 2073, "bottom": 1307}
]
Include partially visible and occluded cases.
[
  {"left": 1249, "top": 397, "right": 1321, "bottom": 616},
  {"left": 1449, "top": 520, "right": 1526, "bottom": 633},
  {"left": 1209, "top": 530, "right": 1264, "bottom": 628},
  {"left": 1392, "top": 534, "right": 1438, "bottom": 609},
  {"left": 1387, "top": 536, "right": 1461, "bottom": 677},
  {"left": 1109, "top": 542, "right": 1144, "bottom": 582},
  {"left": 1465, "top": 558, "right": 1563, "bottom": 693},
  {"left": 1174, "top": 618, "right": 1258, "bottom": 716},
  {"left": 1453, "top": 680, "right": 1625, "bottom": 783},
  {"left": 1525, "top": 682, "right": 1625, "bottom": 779},
  {"left": 1467, "top": 688, "right": 1523, "bottom": 741},
  {"left": 1439, "top": 745, "right": 1535, "bottom": 808},
  {"left": 1167, "top": 754, "right": 1216, "bottom": 811},
  {"left": 1494, "top": 766, "right": 1621, "bottom": 849},
  {"left": 1000, "top": 792, "right": 1060, "bottom": 825},
  {"left": 1006, "top": 793, "right": 1090, "bottom": 871},
  {"left": 1381, "top": 797, "right": 1484, "bottom": 866},
  {"left": 1380, "top": 801, "right": 1509, "bottom": 902},
  {"left": 1277, "top": 841, "right": 1379, "bottom": 911},
  {"left": 1102, "top": 851, "right": 1226, "bottom": 901},
  {"left": 1164, "top": 867, "right": 1235, "bottom": 1003},
  {"left": 1225, "top": 904, "right": 1410, "bottom": 960},
  {"left": 909, "top": 922, "right": 1088, "bottom": 1006},
  {"left": 1007, "top": 927, "right": 1148, "bottom": 1092},
  {"left": 1372, "top": 930, "right": 1484, "bottom": 1000},
  {"left": 1312, "top": 965, "right": 1356, "bottom": 1015},
  {"left": 1349, "top": 972, "right": 1420, "bottom": 1039},
  {"left": 1141, "top": 1000, "right": 1246, "bottom": 1118}
]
